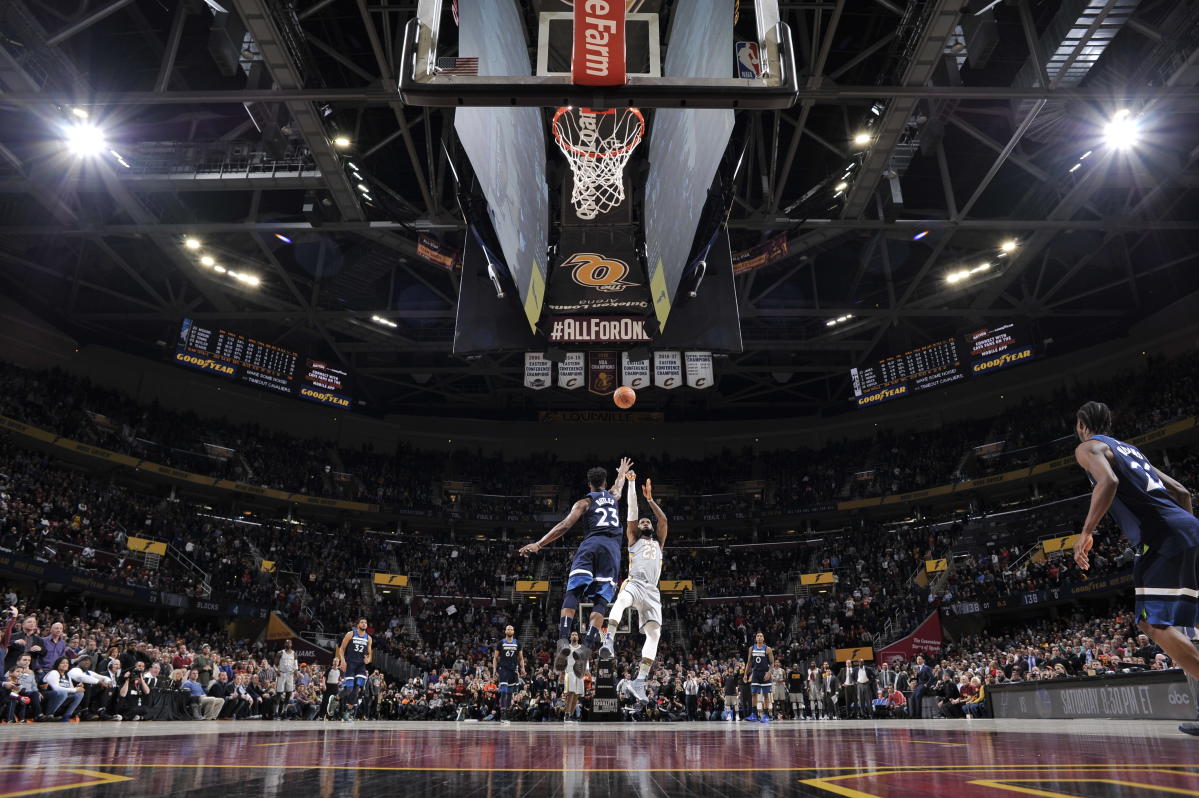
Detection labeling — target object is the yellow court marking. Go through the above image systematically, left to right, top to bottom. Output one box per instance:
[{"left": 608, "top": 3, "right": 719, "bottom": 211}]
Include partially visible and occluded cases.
[
  {"left": 907, "top": 741, "right": 967, "bottom": 747},
  {"left": 0, "top": 767, "right": 133, "bottom": 798},
  {"left": 800, "top": 768, "right": 1199, "bottom": 798},
  {"left": 969, "top": 777, "right": 1199, "bottom": 798}
]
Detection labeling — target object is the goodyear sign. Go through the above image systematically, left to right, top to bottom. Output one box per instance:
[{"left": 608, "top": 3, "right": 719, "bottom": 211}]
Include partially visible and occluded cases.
[
  {"left": 972, "top": 346, "right": 1034, "bottom": 375},
  {"left": 174, "top": 349, "right": 236, "bottom": 377},
  {"left": 856, "top": 384, "right": 909, "bottom": 407},
  {"left": 298, "top": 387, "right": 351, "bottom": 408},
  {"left": 1042, "top": 534, "right": 1080, "bottom": 554},
  {"left": 126, "top": 537, "right": 168, "bottom": 556},
  {"left": 925, "top": 558, "right": 948, "bottom": 573},
  {"left": 800, "top": 572, "right": 838, "bottom": 586},
  {"left": 373, "top": 573, "right": 409, "bottom": 587},
  {"left": 515, "top": 580, "right": 550, "bottom": 593},
  {"left": 659, "top": 580, "right": 694, "bottom": 593},
  {"left": 835, "top": 647, "right": 874, "bottom": 662}
]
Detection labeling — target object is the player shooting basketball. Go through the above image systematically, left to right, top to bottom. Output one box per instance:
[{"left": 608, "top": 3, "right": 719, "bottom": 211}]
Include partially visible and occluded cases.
[{"left": 600, "top": 471, "right": 668, "bottom": 704}]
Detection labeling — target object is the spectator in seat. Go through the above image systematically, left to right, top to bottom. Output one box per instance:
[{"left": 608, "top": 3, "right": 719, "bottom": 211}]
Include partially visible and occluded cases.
[
  {"left": 5, "top": 615, "right": 44, "bottom": 673},
  {"left": 39, "top": 622, "right": 68, "bottom": 675},
  {"left": 5, "top": 653, "right": 45, "bottom": 722},
  {"left": 67, "top": 655, "right": 115, "bottom": 720},
  {"left": 43, "top": 656, "right": 84, "bottom": 720},
  {"left": 118, "top": 662, "right": 152, "bottom": 720},
  {"left": 182, "top": 668, "right": 223, "bottom": 720},
  {"left": 962, "top": 677, "right": 987, "bottom": 719},
  {"left": 885, "top": 684, "right": 908, "bottom": 717}
]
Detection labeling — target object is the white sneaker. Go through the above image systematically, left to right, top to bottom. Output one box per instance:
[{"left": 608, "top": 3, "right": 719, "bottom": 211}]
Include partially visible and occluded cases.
[{"left": 630, "top": 678, "right": 648, "bottom": 703}]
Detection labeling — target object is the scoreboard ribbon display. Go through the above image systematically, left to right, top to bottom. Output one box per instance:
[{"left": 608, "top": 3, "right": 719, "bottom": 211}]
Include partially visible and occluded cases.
[
  {"left": 175, "top": 319, "right": 353, "bottom": 410},
  {"left": 852, "top": 322, "right": 1035, "bottom": 408}
]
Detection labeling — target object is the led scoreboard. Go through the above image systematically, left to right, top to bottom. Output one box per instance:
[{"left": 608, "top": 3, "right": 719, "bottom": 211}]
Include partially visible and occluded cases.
[
  {"left": 174, "top": 319, "right": 352, "bottom": 409},
  {"left": 852, "top": 323, "right": 1034, "bottom": 408}
]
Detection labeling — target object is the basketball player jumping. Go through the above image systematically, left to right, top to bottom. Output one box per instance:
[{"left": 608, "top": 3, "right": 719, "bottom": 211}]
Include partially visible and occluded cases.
[
  {"left": 1071, "top": 401, "right": 1199, "bottom": 735},
  {"left": 519, "top": 458, "right": 633, "bottom": 678},
  {"left": 599, "top": 472, "right": 668, "bottom": 705}
]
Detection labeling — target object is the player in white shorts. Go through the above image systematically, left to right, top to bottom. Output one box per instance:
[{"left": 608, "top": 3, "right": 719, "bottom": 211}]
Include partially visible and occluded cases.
[
  {"left": 599, "top": 472, "right": 667, "bottom": 704},
  {"left": 562, "top": 631, "right": 586, "bottom": 722}
]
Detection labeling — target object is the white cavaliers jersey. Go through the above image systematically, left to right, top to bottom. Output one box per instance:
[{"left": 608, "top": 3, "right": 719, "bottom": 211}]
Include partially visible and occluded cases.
[
  {"left": 628, "top": 537, "right": 663, "bottom": 585},
  {"left": 278, "top": 650, "right": 297, "bottom": 674}
]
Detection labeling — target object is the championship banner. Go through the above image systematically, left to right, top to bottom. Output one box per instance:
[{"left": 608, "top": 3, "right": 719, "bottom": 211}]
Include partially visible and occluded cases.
[
  {"left": 731, "top": 233, "right": 789, "bottom": 275},
  {"left": 588, "top": 351, "right": 619, "bottom": 395},
  {"left": 622, "top": 351, "right": 651, "bottom": 389},
  {"left": 653, "top": 351, "right": 683, "bottom": 389},
  {"left": 685, "top": 351, "right": 714, "bottom": 389},
  {"left": 523, "top": 352, "right": 552, "bottom": 390},
  {"left": 558, "top": 352, "right": 585, "bottom": 389},
  {"left": 876, "top": 611, "right": 943, "bottom": 663},
  {"left": 835, "top": 647, "right": 874, "bottom": 662}
]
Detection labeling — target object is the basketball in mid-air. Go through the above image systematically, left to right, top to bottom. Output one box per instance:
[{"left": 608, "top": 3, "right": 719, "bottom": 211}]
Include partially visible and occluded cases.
[{"left": 614, "top": 386, "right": 636, "bottom": 409}]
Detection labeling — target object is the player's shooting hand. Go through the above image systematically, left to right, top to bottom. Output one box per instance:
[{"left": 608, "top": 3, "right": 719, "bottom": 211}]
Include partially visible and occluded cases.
[
  {"left": 617, "top": 457, "right": 633, "bottom": 477},
  {"left": 626, "top": 471, "right": 636, "bottom": 482},
  {"left": 642, "top": 479, "right": 653, "bottom": 500},
  {"left": 1073, "top": 531, "right": 1093, "bottom": 570},
  {"left": 518, "top": 542, "right": 541, "bottom": 557}
]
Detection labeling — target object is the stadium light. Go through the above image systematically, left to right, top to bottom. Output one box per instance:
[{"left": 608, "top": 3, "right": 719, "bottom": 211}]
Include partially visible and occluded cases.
[
  {"left": 70, "top": 106, "right": 89, "bottom": 119},
  {"left": 1104, "top": 109, "right": 1139, "bottom": 149},
  {"left": 64, "top": 124, "right": 106, "bottom": 157},
  {"left": 852, "top": 132, "right": 871, "bottom": 146},
  {"left": 333, "top": 136, "right": 352, "bottom": 149},
  {"left": 834, "top": 181, "right": 848, "bottom": 192},
  {"left": 357, "top": 183, "right": 369, "bottom": 192},
  {"left": 913, "top": 230, "right": 930, "bottom": 241},
  {"left": 274, "top": 234, "right": 293, "bottom": 244},
  {"left": 184, "top": 238, "right": 201, "bottom": 250},
  {"left": 1000, "top": 239, "right": 1017, "bottom": 253},
  {"left": 200, "top": 255, "right": 215, "bottom": 267},
  {"left": 213, "top": 265, "right": 227, "bottom": 274},
  {"left": 236, "top": 273, "right": 260, "bottom": 287},
  {"left": 371, "top": 314, "right": 398, "bottom": 329},
  {"left": 825, "top": 314, "right": 854, "bottom": 328}
]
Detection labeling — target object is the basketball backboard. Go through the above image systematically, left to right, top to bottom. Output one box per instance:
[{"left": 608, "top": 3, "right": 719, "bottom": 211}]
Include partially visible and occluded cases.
[{"left": 400, "top": 0, "right": 797, "bottom": 109}]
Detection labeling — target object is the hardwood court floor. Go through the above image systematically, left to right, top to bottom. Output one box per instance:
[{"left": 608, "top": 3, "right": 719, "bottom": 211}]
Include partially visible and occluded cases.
[{"left": 2, "top": 719, "right": 1198, "bottom": 797}]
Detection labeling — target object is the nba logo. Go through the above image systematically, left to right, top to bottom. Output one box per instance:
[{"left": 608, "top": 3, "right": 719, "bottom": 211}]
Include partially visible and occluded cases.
[{"left": 737, "top": 42, "right": 761, "bottom": 78}]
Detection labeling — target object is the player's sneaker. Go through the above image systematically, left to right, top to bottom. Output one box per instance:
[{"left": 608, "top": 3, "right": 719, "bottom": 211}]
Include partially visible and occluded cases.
[
  {"left": 599, "top": 638, "right": 615, "bottom": 661},
  {"left": 554, "top": 639, "right": 572, "bottom": 672},
  {"left": 573, "top": 645, "right": 592, "bottom": 678},
  {"left": 629, "top": 678, "right": 648, "bottom": 703},
  {"left": 747, "top": 713, "right": 759, "bottom": 722},
  {"left": 760, "top": 715, "right": 771, "bottom": 724},
  {"left": 500, "top": 719, "right": 511, "bottom": 726},
  {"left": 1179, "top": 722, "right": 1199, "bottom": 736}
]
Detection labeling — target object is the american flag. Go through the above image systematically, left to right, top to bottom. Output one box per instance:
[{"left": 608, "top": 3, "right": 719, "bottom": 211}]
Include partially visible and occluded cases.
[{"left": 435, "top": 57, "right": 479, "bottom": 76}]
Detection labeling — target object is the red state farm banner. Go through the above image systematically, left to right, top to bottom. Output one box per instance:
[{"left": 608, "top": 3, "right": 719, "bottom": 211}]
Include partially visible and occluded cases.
[
  {"left": 572, "top": 0, "right": 626, "bottom": 86},
  {"left": 876, "top": 611, "right": 943, "bottom": 663}
]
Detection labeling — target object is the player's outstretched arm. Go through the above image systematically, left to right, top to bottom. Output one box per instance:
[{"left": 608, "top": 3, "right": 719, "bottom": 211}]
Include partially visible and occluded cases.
[
  {"left": 1073, "top": 440, "right": 1119, "bottom": 570},
  {"left": 611, "top": 457, "right": 634, "bottom": 499},
  {"left": 1153, "top": 466, "right": 1194, "bottom": 514},
  {"left": 625, "top": 471, "right": 640, "bottom": 546},
  {"left": 643, "top": 479, "right": 668, "bottom": 549},
  {"left": 519, "top": 498, "right": 589, "bottom": 556},
  {"left": 337, "top": 632, "right": 352, "bottom": 664}
]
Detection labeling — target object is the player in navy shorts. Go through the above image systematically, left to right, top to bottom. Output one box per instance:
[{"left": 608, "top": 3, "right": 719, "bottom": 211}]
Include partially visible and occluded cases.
[
  {"left": 1072, "top": 401, "right": 1199, "bottom": 735},
  {"left": 520, "top": 457, "right": 633, "bottom": 678},
  {"left": 336, "top": 618, "right": 372, "bottom": 721},
  {"left": 492, "top": 624, "right": 525, "bottom": 725}
]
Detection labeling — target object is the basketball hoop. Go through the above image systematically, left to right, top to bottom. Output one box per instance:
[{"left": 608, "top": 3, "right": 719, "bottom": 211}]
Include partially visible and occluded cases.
[{"left": 552, "top": 106, "right": 645, "bottom": 220}]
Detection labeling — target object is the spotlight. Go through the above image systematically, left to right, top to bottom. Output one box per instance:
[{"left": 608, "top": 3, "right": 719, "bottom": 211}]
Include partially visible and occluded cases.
[
  {"left": 70, "top": 107, "right": 89, "bottom": 119},
  {"left": 1104, "top": 111, "right": 1139, "bottom": 149},
  {"left": 64, "top": 124, "right": 106, "bottom": 157},
  {"left": 852, "top": 132, "right": 871, "bottom": 146},
  {"left": 333, "top": 136, "right": 351, "bottom": 149},
  {"left": 346, "top": 162, "right": 358, "bottom": 170},
  {"left": 834, "top": 181, "right": 848, "bottom": 192},
  {"left": 357, "top": 183, "right": 369, "bottom": 192},
  {"left": 913, "top": 230, "right": 930, "bottom": 241},
  {"left": 274, "top": 233, "right": 293, "bottom": 244},
  {"left": 184, "top": 238, "right": 201, "bottom": 250},
  {"left": 1000, "top": 240, "right": 1017, "bottom": 253},
  {"left": 200, "top": 255, "right": 215, "bottom": 267},
  {"left": 213, "top": 265, "right": 227, "bottom": 274},
  {"left": 238, "top": 274, "right": 260, "bottom": 287},
  {"left": 371, "top": 314, "right": 398, "bottom": 329}
]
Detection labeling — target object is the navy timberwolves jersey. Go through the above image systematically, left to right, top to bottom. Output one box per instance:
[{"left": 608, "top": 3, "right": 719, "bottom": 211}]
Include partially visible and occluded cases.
[
  {"left": 1090, "top": 434, "right": 1199, "bottom": 554},
  {"left": 583, "top": 490, "right": 622, "bottom": 539},
  {"left": 346, "top": 631, "right": 370, "bottom": 664},
  {"left": 498, "top": 637, "right": 519, "bottom": 673},
  {"left": 750, "top": 645, "right": 769, "bottom": 680}
]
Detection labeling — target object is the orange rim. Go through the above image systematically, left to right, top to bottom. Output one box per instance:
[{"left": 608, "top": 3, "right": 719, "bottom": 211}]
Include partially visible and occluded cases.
[{"left": 552, "top": 107, "right": 645, "bottom": 159}]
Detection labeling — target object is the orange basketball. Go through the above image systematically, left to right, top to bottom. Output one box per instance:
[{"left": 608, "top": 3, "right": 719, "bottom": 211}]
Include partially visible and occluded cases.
[{"left": 614, "top": 386, "right": 636, "bottom": 409}]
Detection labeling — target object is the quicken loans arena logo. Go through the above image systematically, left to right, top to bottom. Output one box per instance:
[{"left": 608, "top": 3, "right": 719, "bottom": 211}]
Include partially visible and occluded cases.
[
  {"left": 566, "top": 253, "right": 637, "bottom": 293},
  {"left": 175, "top": 352, "right": 235, "bottom": 376}
]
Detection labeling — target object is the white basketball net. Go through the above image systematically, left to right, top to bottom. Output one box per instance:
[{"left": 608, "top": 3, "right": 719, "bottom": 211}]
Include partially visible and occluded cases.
[{"left": 552, "top": 107, "right": 645, "bottom": 220}]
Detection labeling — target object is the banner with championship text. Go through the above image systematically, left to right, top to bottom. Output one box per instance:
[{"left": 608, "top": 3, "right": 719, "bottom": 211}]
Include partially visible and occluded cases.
[
  {"left": 588, "top": 351, "right": 619, "bottom": 395},
  {"left": 622, "top": 351, "right": 651, "bottom": 389},
  {"left": 653, "top": 351, "right": 683, "bottom": 389},
  {"left": 685, "top": 351, "right": 714, "bottom": 389},
  {"left": 523, "top": 352, "right": 551, "bottom": 389},
  {"left": 558, "top": 352, "right": 585, "bottom": 389},
  {"left": 876, "top": 611, "right": 943, "bottom": 663}
]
